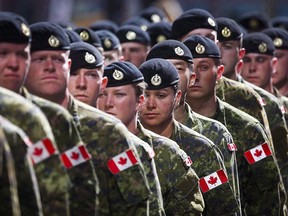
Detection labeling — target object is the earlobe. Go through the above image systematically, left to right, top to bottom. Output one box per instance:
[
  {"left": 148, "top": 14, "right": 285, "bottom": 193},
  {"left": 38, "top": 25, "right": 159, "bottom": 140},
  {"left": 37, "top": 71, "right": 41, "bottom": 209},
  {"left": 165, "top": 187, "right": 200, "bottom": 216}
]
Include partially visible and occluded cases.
[
  {"left": 217, "top": 65, "right": 224, "bottom": 80},
  {"left": 189, "top": 73, "right": 196, "bottom": 87},
  {"left": 101, "top": 77, "right": 108, "bottom": 90},
  {"left": 136, "top": 95, "right": 145, "bottom": 111}
]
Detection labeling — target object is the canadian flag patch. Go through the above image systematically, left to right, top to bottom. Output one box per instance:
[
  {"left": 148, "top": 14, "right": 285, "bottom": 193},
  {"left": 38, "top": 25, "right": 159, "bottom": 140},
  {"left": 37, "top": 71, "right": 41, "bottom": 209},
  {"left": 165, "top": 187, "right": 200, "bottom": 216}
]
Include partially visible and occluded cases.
[
  {"left": 258, "top": 98, "right": 266, "bottom": 107},
  {"left": 280, "top": 105, "right": 286, "bottom": 114},
  {"left": 27, "top": 138, "right": 57, "bottom": 164},
  {"left": 244, "top": 142, "right": 272, "bottom": 164},
  {"left": 227, "top": 143, "right": 237, "bottom": 151},
  {"left": 60, "top": 145, "right": 92, "bottom": 169},
  {"left": 108, "top": 149, "right": 138, "bottom": 174},
  {"left": 199, "top": 169, "right": 228, "bottom": 193}
]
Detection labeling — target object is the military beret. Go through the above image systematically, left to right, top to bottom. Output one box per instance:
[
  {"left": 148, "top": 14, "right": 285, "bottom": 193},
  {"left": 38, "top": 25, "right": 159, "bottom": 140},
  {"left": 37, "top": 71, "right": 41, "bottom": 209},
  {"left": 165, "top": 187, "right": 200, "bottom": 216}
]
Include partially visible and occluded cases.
[
  {"left": 139, "top": 6, "right": 166, "bottom": 23},
  {"left": 171, "top": 8, "right": 217, "bottom": 40},
  {"left": 238, "top": 11, "right": 270, "bottom": 32},
  {"left": 0, "top": 12, "right": 31, "bottom": 43},
  {"left": 122, "top": 16, "right": 151, "bottom": 31},
  {"left": 271, "top": 16, "right": 288, "bottom": 32},
  {"left": 216, "top": 17, "right": 243, "bottom": 42},
  {"left": 89, "top": 20, "right": 119, "bottom": 34},
  {"left": 57, "top": 21, "right": 77, "bottom": 30},
  {"left": 146, "top": 21, "right": 172, "bottom": 46},
  {"left": 30, "top": 22, "right": 70, "bottom": 52},
  {"left": 116, "top": 25, "right": 151, "bottom": 45},
  {"left": 74, "top": 27, "right": 102, "bottom": 48},
  {"left": 262, "top": 27, "right": 288, "bottom": 50},
  {"left": 64, "top": 29, "right": 82, "bottom": 43},
  {"left": 94, "top": 30, "right": 120, "bottom": 51},
  {"left": 243, "top": 32, "right": 275, "bottom": 56},
  {"left": 183, "top": 35, "right": 221, "bottom": 59},
  {"left": 146, "top": 39, "right": 193, "bottom": 63},
  {"left": 69, "top": 42, "right": 104, "bottom": 73},
  {"left": 139, "top": 58, "right": 179, "bottom": 90},
  {"left": 104, "top": 61, "right": 144, "bottom": 87}
]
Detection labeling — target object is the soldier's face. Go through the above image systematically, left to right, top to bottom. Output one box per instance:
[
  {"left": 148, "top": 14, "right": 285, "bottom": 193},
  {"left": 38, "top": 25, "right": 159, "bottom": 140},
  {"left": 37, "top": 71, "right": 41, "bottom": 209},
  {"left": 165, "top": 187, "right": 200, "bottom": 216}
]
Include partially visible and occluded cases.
[
  {"left": 180, "top": 29, "right": 217, "bottom": 43},
  {"left": 0, "top": 42, "right": 30, "bottom": 93},
  {"left": 121, "top": 42, "right": 149, "bottom": 67},
  {"left": 272, "top": 49, "right": 288, "bottom": 88},
  {"left": 25, "top": 50, "right": 71, "bottom": 99},
  {"left": 103, "top": 50, "right": 122, "bottom": 67},
  {"left": 241, "top": 53, "right": 276, "bottom": 92},
  {"left": 68, "top": 67, "right": 107, "bottom": 107},
  {"left": 97, "top": 84, "right": 143, "bottom": 129},
  {"left": 139, "top": 87, "right": 181, "bottom": 129}
]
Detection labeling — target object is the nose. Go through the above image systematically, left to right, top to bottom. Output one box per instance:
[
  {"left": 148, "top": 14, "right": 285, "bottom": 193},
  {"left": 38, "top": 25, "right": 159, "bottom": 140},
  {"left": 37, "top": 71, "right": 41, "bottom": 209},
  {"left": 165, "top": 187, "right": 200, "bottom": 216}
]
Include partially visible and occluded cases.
[
  {"left": 122, "top": 49, "right": 130, "bottom": 62},
  {"left": 7, "top": 54, "right": 19, "bottom": 71},
  {"left": 44, "top": 57, "right": 56, "bottom": 72},
  {"left": 248, "top": 60, "right": 256, "bottom": 73},
  {"left": 76, "top": 73, "right": 87, "bottom": 90},
  {"left": 105, "top": 94, "right": 114, "bottom": 108},
  {"left": 146, "top": 96, "right": 156, "bottom": 110}
]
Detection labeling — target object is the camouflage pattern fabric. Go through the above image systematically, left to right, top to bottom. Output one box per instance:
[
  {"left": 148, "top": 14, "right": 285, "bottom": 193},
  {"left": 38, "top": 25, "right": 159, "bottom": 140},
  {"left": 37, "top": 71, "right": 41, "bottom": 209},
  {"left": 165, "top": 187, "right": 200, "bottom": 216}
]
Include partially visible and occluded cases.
[
  {"left": 274, "top": 87, "right": 288, "bottom": 128},
  {"left": 68, "top": 96, "right": 150, "bottom": 216},
  {"left": 212, "top": 98, "right": 284, "bottom": 216},
  {"left": 170, "top": 119, "right": 239, "bottom": 216},
  {"left": 137, "top": 122, "right": 204, "bottom": 215}
]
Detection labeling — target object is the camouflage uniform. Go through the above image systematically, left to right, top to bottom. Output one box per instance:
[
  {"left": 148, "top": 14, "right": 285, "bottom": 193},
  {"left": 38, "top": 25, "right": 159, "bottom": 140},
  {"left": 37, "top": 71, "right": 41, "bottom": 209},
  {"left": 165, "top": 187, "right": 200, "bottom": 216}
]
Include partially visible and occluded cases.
[
  {"left": 0, "top": 86, "right": 69, "bottom": 216},
  {"left": 21, "top": 87, "right": 100, "bottom": 215},
  {"left": 274, "top": 87, "right": 288, "bottom": 127},
  {"left": 68, "top": 96, "right": 151, "bottom": 215},
  {"left": 212, "top": 98, "right": 284, "bottom": 215},
  {"left": 178, "top": 103, "right": 241, "bottom": 214},
  {"left": 170, "top": 119, "right": 239, "bottom": 215},
  {"left": 137, "top": 121, "right": 204, "bottom": 215}
]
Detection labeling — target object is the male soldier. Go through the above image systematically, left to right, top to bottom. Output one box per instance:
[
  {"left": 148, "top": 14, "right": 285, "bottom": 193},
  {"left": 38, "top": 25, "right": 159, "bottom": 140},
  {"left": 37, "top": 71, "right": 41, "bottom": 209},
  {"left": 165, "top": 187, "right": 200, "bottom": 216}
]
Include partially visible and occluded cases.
[
  {"left": 238, "top": 10, "right": 270, "bottom": 33},
  {"left": 0, "top": 13, "right": 70, "bottom": 215},
  {"left": 89, "top": 19, "right": 119, "bottom": 34},
  {"left": 24, "top": 21, "right": 152, "bottom": 215},
  {"left": 146, "top": 21, "right": 172, "bottom": 46},
  {"left": 116, "top": 24, "right": 151, "bottom": 67},
  {"left": 184, "top": 34, "right": 284, "bottom": 215},
  {"left": 146, "top": 39, "right": 241, "bottom": 214},
  {"left": 68, "top": 42, "right": 165, "bottom": 215},
  {"left": 138, "top": 58, "right": 239, "bottom": 215},
  {"left": 98, "top": 61, "right": 205, "bottom": 215}
]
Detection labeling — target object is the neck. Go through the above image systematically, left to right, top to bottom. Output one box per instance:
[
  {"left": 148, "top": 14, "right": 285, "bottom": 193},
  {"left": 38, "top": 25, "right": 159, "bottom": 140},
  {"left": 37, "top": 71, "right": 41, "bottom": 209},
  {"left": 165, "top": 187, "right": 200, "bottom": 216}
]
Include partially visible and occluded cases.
[
  {"left": 223, "top": 71, "right": 237, "bottom": 81},
  {"left": 275, "top": 79, "right": 288, "bottom": 96},
  {"left": 263, "top": 81, "right": 274, "bottom": 94},
  {"left": 44, "top": 89, "right": 70, "bottom": 108},
  {"left": 187, "top": 95, "right": 217, "bottom": 118},
  {"left": 174, "top": 102, "right": 187, "bottom": 124},
  {"left": 126, "top": 116, "right": 139, "bottom": 135},
  {"left": 141, "top": 117, "right": 174, "bottom": 138}
]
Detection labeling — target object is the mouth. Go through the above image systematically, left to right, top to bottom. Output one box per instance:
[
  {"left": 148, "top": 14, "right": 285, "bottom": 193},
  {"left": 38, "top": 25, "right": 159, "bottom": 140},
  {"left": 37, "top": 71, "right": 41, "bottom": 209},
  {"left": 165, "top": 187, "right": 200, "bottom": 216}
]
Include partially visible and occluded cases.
[{"left": 4, "top": 73, "right": 20, "bottom": 78}]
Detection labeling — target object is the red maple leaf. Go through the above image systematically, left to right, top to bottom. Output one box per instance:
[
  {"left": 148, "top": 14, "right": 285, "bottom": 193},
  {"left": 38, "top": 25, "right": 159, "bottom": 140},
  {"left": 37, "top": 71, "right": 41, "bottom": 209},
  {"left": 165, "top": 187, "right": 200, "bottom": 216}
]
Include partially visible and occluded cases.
[
  {"left": 33, "top": 147, "right": 43, "bottom": 156},
  {"left": 254, "top": 149, "right": 262, "bottom": 157},
  {"left": 71, "top": 152, "right": 79, "bottom": 160},
  {"left": 118, "top": 157, "right": 127, "bottom": 165},
  {"left": 208, "top": 176, "right": 218, "bottom": 185}
]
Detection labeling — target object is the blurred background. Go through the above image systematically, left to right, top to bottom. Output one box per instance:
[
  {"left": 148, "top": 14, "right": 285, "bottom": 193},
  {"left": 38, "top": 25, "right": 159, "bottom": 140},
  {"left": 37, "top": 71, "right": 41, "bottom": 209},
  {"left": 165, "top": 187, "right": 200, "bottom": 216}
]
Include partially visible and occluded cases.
[{"left": 1, "top": 0, "right": 288, "bottom": 26}]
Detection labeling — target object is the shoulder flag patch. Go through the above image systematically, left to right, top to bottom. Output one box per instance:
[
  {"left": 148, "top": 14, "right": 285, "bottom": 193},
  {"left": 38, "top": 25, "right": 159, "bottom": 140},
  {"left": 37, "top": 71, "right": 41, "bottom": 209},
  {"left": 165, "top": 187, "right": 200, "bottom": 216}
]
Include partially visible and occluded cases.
[
  {"left": 258, "top": 98, "right": 266, "bottom": 107},
  {"left": 280, "top": 105, "right": 286, "bottom": 114},
  {"left": 27, "top": 138, "right": 57, "bottom": 164},
  {"left": 244, "top": 142, "right": 272, "bottom": 164},
  {"left": 227, "top": 143, "right": 237, "bottom": 151},
  {"left": 61, "top": 144, "right": 92, "bottom": 169},
  {"left": 108, "top": 149, "right": 138, "bottom": 174},
  {"left": 199, "top": 169, "right": 228, "bottom": 193}
]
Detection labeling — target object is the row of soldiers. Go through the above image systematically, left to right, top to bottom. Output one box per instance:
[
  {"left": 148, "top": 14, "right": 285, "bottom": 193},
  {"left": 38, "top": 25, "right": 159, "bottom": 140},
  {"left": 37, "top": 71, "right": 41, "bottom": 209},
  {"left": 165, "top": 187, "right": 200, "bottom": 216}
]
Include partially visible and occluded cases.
[{"left": 0, "top": 5, "right": 288, "bottom": 216}]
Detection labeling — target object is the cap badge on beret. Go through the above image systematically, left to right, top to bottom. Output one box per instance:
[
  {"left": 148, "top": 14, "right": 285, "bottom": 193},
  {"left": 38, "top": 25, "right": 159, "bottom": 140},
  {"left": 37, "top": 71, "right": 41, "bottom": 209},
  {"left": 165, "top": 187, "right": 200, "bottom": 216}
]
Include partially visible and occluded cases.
[
  {"left": 151, "top": 14, "right": 161, "bottom": 23},
  {"left": 208, "top": 17, "right": 216, "bottom": 27},
  {"left": 249, "top": 19, "right": 259, "bottom": 28},
  {"left": 21, "top": 23, "right": 30, "bottom": 36},
  {"left": 140, "top": 25, "right": 148, "bottom": 31},
  {"left": 221, "top": 27, "right": 231, "bottom": 38},
  {"left": 80, "top": 31, "right": 89, "bottom": 41},
  {"left": 126, "top": 31, "right": 136, "bottom": 40},
  {"left": 48, "top": 35, "right": 60, "bottom": 47},
  {"left": 157, "top": 35, "right": 166, "bottom": 43},
  {"left": 273, "top": 37, "right": 283, "bottom": 48},
  {"left": 104, "top": 38, "right": 112, "bottom": 49},
  {"left": 258, "top": 42, "right": 267, "bottom": 53},
  {"left": 195, "top": 43, "right": 205, "bottom": 54},
  {"left": 175, "top": 46, "right": 184, "bottom": 56},
  {"left": 85, "top": 52, "right": 96, "bottom": 64},
  {"left": 112, "top": 69, "right": 124, "bottom": 80},
  {"left": 151, "top": 74, "right": 162, "bottom": 86}
]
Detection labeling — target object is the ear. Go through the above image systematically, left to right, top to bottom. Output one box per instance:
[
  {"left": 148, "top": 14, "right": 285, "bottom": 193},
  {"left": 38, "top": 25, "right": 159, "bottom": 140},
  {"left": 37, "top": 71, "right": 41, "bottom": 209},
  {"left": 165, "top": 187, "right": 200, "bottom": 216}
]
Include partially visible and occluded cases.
[
  {"left": 239, "top": 48, "right": 246, "bottom": 59},
  {"left": 272, "top": 57, "right": 278, "bottom": 74},
  {"left": 67, "top": 58, "right": 72, "bottom": 69},
  {"left": 235, "top": 59, "right": 243, "bottom": 74},
  {"left": 216, "top": 65, "right": 224, "bottom": 80},
  {"left": 189, "top": 72, "right": 197, "bottom": 87},
  {"left": 101, "top": 76, "right": 108, "bottom": 90},
  {"left": 174, "top": 90, "right": 182, "bottom": 108},
  {"left": 136, "top": 94, "right": 145, "bottom": 111}
]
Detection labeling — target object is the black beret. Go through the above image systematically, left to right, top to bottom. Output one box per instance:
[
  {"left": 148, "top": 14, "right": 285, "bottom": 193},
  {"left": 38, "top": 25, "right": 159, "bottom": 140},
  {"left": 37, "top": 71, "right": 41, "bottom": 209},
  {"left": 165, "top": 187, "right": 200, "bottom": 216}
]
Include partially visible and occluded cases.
[
  {"left": 139, "top": 6, "right": 166, "bottom": 23},
  {"left": 171, "top": 8, "right": 217, "bottom": 40},
  {"left": 238, "top": 11, "right": 270, "bottom": 32},
  {"left": 0, "top": 12, "right": 31, "bottom": 43},
  {"left": 122, "top": 16, "right": 151, "bottom": 31},
  {"left": 271, "top": 16, "right": 288, "bottom": 32},
  {"left": 216, "top": 17, "right": 243, "bottom": 42},
  {"left": 89, "top": 20, "right": 119, "bottom": 34},
  {"left": 56, "top": 21, "right": 77, "bottom": 30},
  {"left": 146, "top": 21, "right": 172, "bottom": 46},
  {"left": 30, "top": 22, "right": 70, "bottom": 52},
  {"left": 116, "top": 25, "right": 150, "bottom": 45},
  {"left": 74, "top": 27, "right": 102, "bottom": 48},
  {"left": 262, "top": 27, "right": 288, "bottom": 50},
  {"left": 64, "top": 29, "right": 82, "bottom": 43},
  {"left": 94, "top": 30, "right": 120, "bottom": 51},
  {"left": 243, "top": 32, "right": 275, "bottom": 56},
  {"left": 183, "top": 35, "right": 221, "bottom": 59},
  {"left": 146, "top": 39, "right": 193, "bottom": 63},
  {"left": 69, "top": 42, "right": 104, "bottom": 73},
  {"left": 139, "top": 58, "right": 179, "bottom": 90},
  {"left": 104, "top": 61, "right": 144, "bottom": 87}
]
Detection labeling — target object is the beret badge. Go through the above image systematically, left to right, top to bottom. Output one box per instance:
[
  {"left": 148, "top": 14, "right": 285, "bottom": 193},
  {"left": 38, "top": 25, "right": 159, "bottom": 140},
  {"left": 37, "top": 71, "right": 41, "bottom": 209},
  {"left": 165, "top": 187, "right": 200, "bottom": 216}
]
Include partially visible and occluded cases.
[
  {"left": 151, "top": 14, "right": 161, "bottom": 23},
  {"left": 208, "top": 17, "right": 216, "bottom": 27},
  {"left": 21, "top": 23, "right": 30, "bottom": 36},
  {"left": 221, "top": 27, "right": 231, "bottom": 38},
  {"left": 80, "top": 31, "right": 89, "bottom": 41},
  {"left": 126, "top": 31, "right": 136, "bottom": 40},
  {"left": 48, "top": 35, "right": 60, "bottom": 47},
  {"left": 157, "top": 35, "right": 166, "bottom": 43},
  {"left": 273, "top": 37, "right": 283, "bottom": 48},
  {"left": 104, "top": 38, "right": 112, "bottom": 48},
  {"left": 258, "top": 42, "right": 267, "bottom": 53},
  {"left": 195, "top": 43, "right": 205, "bottom": 54},
  {"left": 175, "top": 46, "right": 184, "bottom": 56},
  {"left": 85, "top": 52, "right": 96, "bottom": 64},
  {"left": 113, "top": 69, "right": 124, "bottom": 80},
  {"left": 151, "top": 74, "right": 162, "bottom": 86}
]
